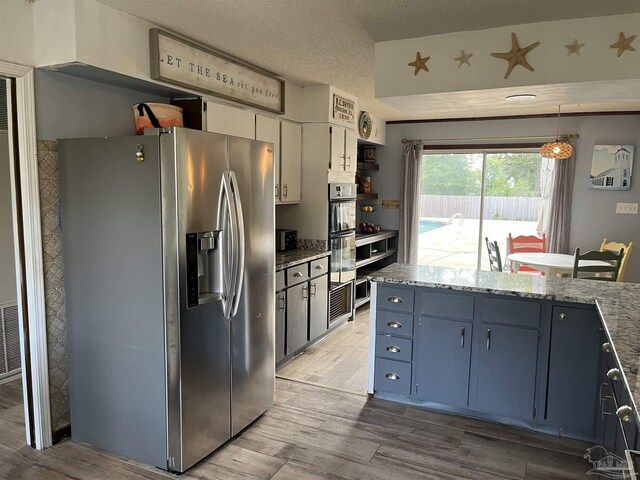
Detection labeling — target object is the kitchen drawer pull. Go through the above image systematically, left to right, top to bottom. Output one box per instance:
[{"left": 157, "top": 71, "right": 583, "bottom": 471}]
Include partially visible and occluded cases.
[
  {"left": 315, "top": 265, "right": 324, "bottom": 270},
  {"left": 293, "top": 272, "right": 303, "bottom": 278},
  {"left": 387, "top": 296, "right": 403, "bottom": 304},
  {"left": 558, "top": 312, "right": 567, "bottom": 320},
  {"left": 387, "top": 321, "right": 402, "bottom": 329},
  {"left": 460, "top": 326, "right": 465, "bottom": 349},
  {"left": 486, "top": 328, "right": 491, "bottom": 351},
  {"left": 601, "top": 342, "right": 611, "bottom": 353},
  {"left": 386, "top": 345, "right": 401, "bottom": 353},
  {"left": 607, "top": 368, "right": 620, "bottom": 381},
  {"left": 385, "top": 373, "right": 400, "bottom": 380},
  {"left": 616, "top": 405, "right": 633, "bottom": 422}
]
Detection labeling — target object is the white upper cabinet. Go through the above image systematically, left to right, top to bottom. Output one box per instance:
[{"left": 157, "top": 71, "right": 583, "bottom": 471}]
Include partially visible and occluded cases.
[
  {"left": 302, "top": 85, "right": 358, "bottom": 130},
  {"left": 206, "top": 102, "right": 255, "bottom": 139},
  {"left": 256, "top": 114, "right": 281, "bottom": 201},
  {"left": 280, "top": 121, "right": 302, "bottom": 204},
  {"left": 329, "top": 126, "right": 356, "bottom": 174}
]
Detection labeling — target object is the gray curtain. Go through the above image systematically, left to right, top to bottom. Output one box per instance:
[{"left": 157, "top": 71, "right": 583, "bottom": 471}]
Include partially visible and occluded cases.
[
  {"left": 401, "top": 142, "right": 422, "bottom": 263},
  {"left": 546, "top": 150, "right": 576, "bottom": 253}
]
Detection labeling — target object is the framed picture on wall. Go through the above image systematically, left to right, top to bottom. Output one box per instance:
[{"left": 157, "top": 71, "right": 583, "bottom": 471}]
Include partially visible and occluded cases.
[{"left": 589, "top": 145, "right": 634, "bottom": 190}]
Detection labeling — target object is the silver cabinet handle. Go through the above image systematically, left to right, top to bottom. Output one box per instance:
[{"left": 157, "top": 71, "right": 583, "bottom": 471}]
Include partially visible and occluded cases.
[
  {"left": 346, "top": 154, "right": 351, "bottom": 168},
  {"left": 275, "top": 184, "right": 279, "bottom": 199},
  {"left": 283, "top": 184, "right": 288, "bottom": 198},
  {"left": 315, "top": 265, "right": 324, "bottom": 270},
  {"left": 293, "top": 272, "right": 303, "bottom": 278},
  {"left": 310, "top": 282, "right": 317, "bottom": 297},
  {"left": 302, "top": 285, "right": 308, "bottom": 299},
  {"left": 278, "top": 295, "right": 285, "bottom": 311},
  {"left": 387, "top": 296, "right": 403, "bottom": 304},
  {"left": 559, "top": 313, "right": 567, "bottom": 320},
  {"left": 387, "top": 321, "right": 402, "bottom": 329},
  {"left": 461, "top": 326, "right": 465, "bottom": 349},
  {"left": 486, "top": 328, "right": 491, "bottom": 351},
  {"left": 602, "top": 342, "right": 611, "bottom": 353},
  {"left": 386, "top": 345, "right": 400, "bottom": 353},
  {"left": 607, "top": 368, "right": 620, "bottom": 381},
  {"left": 385, "top": 373, "right": 400, "bottom": 380},
  {"left": 617, "top": 405, "right": 633, "bottom": 422}
]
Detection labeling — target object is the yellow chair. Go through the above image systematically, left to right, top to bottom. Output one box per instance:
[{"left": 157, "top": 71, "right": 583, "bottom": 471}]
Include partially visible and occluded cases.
[{"left": 600, "top": 238, "right": 633, "bottom": 282}]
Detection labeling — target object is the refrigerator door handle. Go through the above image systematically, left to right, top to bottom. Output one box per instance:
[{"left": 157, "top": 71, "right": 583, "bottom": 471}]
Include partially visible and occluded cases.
[
  {"left": 228, "top": 170, "right": 245, "bottom": 317},
  {"left": 217, "top": 171, "right": 237, "bottom": 319}
]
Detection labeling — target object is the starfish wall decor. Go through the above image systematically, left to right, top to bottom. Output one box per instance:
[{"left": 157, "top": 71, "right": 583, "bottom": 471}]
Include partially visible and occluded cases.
[
  {"left": 491, "top": 32, "right": 540, "bottom": 79},
  {"left": 610, "top": 32, "right": 636, "bottom": 57},
  {"left": 565, "top": 39, "right": 585, "bottom": 56},
  {"left": 454, "top": 49, "right": 473, "bottom": 67},
  {"left": 408, "top": 51, "right": 430, "bottom": 75}
]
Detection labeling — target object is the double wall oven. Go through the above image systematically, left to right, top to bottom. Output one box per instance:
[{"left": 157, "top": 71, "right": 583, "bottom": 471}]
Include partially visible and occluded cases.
[{"left": 328, "top": 183, "right": 356, "bottom": 324}]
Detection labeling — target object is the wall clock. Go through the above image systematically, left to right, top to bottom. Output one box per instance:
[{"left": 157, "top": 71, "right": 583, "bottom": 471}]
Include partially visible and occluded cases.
[{"left": 359, "top": 111, "right": 372, "bottom": 140}]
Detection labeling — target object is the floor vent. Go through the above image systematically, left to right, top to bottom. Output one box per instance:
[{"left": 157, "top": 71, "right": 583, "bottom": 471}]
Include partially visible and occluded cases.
[{"left": 1, "top": 303, "right": 21, "bottom": 379}]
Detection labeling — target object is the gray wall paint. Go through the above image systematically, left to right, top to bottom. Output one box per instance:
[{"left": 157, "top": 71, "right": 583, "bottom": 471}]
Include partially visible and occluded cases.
[
  {"left": 35, "top": 70, "right": 169, "bottom": 140},
  {"left": 372, "top": 115, "right": 640, "bottom": 283},
  {"left": 0, "top": 133, "right": 17, "bottom": 304}
]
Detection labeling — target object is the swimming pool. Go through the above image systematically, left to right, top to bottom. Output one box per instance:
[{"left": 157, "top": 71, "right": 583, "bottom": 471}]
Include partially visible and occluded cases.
[{"left": 419, "top": 219, "right": 447, "bottom": 234}]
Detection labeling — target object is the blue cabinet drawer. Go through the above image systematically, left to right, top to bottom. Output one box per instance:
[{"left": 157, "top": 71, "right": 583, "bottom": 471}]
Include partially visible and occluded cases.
[
  {"left": 310, "top": 257, "right": 329, "bottom": 278},
  {"left": 286, "top": 264, "right": 309, "bottom": 286},
  {"left": 276, "top": 269, "right": 286, "bottom": 291},
  {"left": 378, "top": 286, "right": 415, "bottom": 313},
  {"left": 420, "top": 291, "right": 474, "bottom": 320},
  {"left": 481, "top": 297, "right": 540, "bottom": 328},
  {"left": 377, "top": 310, "right": 414, "bottom": 337},
  {"left": 376, "top": 335, "right": 413, "bottom": 363},
  {"left": 375, "top": 358, "right": 412, "bottom": 396}
]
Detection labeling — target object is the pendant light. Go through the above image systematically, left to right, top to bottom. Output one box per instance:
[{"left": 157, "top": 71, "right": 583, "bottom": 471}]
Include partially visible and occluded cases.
[{"left": 540, "top": 105, "right": 573, "bottom": 159}]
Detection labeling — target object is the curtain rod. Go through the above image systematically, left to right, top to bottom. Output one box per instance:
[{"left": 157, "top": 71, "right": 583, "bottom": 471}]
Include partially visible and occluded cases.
[{"left": 401, "top": 133, "right": 579, "bottom": 143}]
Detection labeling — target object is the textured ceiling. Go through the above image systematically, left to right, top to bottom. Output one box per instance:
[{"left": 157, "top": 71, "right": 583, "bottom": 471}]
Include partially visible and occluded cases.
[{"left": 94, "top": 0, "right": 640, "bottom": 120}]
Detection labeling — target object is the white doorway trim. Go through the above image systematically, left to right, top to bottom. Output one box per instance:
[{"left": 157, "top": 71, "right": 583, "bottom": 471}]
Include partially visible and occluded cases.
[{"left": 2, "top": 60, "right": 52, "bottom": 450}]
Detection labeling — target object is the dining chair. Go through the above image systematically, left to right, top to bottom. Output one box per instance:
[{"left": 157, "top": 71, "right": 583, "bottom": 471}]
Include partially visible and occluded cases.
[
  {"left": 507, "top": 233, "right": 546, "bottom": 274},
  {"left": 485, "top": 237, "right": 503, "bottom": 272},
  {"left": 600, "top": 238, "right": 634, "bottom": 282},
  {"left": 572, "top": 247, "right": 625, "bottom": 281}
]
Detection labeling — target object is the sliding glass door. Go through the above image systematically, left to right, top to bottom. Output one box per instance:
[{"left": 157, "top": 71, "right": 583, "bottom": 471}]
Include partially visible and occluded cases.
[{"left": 419, "top": 150, "right": 544, "bottom": 271}]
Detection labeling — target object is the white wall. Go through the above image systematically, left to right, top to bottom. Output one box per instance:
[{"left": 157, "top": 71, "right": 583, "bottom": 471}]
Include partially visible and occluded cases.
[
  {"left": 0, "top": 0, "right": 34, "bottom": 66},
  {"left": 35, "top": 70, "right": 170, "bottom": 140},
  {"left": 374, "top": 115, "right": 640, "bottom": 283},
  {"left": 0, "top": 133, "right": 17, "bottom": 304}
]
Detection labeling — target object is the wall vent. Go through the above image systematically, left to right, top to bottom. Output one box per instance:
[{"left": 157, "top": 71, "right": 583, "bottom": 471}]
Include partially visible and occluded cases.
[{"left": 1, "top": 303, "right": 21, "bottom": 379}]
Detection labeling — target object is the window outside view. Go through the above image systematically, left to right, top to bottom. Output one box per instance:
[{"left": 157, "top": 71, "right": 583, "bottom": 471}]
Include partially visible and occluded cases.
[{"left": 418, "top": 151, "right": 548, "bottom": 271}]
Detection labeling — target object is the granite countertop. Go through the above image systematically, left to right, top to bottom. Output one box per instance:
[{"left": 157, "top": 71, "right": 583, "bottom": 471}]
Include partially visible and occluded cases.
[
  {"left": 276, "top": 249, "right": 330, "bottom": 271},
  {"left": 370, "top": 263, "right": 640, "bottom": 424}
]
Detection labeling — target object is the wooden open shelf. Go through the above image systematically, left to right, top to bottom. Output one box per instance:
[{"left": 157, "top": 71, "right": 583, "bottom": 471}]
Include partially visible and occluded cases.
[
  {"left": 357, "top": 162, "right": 379, "bottom": 171},
  {"left": 357, "top": 193, "right": 378, "bottom": 201}
]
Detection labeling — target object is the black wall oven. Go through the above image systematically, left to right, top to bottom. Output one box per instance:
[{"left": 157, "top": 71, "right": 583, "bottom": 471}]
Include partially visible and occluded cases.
[{"left": 328, "top": 183, "right": 356, "bottom": 323}]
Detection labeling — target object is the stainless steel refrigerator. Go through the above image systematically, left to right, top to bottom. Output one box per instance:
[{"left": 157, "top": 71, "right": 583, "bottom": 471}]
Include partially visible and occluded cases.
[{"left": 59, "top": 128, "right": 275, "bottom": 473}]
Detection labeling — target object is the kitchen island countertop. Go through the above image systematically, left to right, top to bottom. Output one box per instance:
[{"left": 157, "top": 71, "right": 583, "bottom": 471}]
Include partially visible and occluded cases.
[
  {"left": 276, "top": 249, "right": 330, "bottom": 271},
  {"left": 369, "top": 263, "right": 640, "bottom": 425}
]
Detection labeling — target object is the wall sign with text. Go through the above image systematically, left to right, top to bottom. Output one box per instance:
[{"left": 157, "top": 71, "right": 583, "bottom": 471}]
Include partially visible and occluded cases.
[
  {"left": 150, "top": 29, "right": 285, "bottom": 113},
  {"left": 333, "top": 94, "right": 354, "bottom": 124}
]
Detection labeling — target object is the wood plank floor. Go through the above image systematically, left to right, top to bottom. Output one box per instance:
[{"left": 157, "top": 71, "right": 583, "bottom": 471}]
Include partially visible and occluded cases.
[
  {"left": 0, "top": 305, "right": 594, "bottom": 479},
  {"left": 276, "top": 306, "right": 370, "bottom": 394},
  {"left": 0, "top": 377, "right": 593, "bottom": 479}
]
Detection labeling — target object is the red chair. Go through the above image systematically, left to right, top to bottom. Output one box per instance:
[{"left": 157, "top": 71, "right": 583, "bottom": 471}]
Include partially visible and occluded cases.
[{"left": 507, "top": 233, "right": 547, "bottom": 275}]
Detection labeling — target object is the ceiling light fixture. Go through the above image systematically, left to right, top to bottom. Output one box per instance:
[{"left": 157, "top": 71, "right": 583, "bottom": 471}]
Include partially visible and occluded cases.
[
  {"left": 505, "top": 94, "right": 537, "bottom": 101},
  {"left": 540, "top": 105, "right": 573, "bottom": 160}
]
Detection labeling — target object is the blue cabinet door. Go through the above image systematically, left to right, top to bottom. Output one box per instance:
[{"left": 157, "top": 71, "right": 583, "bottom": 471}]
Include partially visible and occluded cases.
[
  {"left": 545, "top": 306, "right": 599, "bottom": 436},
  {"left": 417, "top": 317, "right": 472, "bottom": 408},
  {"left": 475, "top": 324, "right": 539, "bottom": 420}
]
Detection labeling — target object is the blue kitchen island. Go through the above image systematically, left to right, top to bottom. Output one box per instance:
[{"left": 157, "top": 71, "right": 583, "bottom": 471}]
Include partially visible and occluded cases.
[{"left": 368, "top": 264, "right": 640, "bottom": 460}]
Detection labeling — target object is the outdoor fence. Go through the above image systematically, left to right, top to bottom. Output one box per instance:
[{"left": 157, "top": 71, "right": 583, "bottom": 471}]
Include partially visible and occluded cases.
[{"left": 420, "top": 195, "right": 541, "bottom": 221}]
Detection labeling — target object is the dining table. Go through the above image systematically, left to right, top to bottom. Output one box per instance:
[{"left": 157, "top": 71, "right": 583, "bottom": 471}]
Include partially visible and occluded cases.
[{"left": 506, "top": 252, "right": 612, "bottom": 277}]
